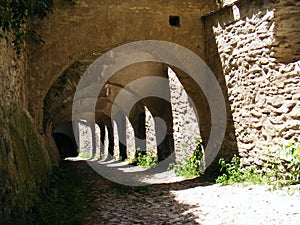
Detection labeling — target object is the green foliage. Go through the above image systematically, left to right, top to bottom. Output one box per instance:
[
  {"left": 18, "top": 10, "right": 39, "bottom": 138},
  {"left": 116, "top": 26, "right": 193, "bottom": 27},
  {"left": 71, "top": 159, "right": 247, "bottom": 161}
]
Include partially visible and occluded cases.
[
  {"left": 0, "top": 0, "right": 75, "bottom": 52},
  {"left": 0, "top": 0, "right": 52, "bottom": 52},
  {"left": 169, "top": 139, "right": 205, "bottom": 178},
  {"left": 216, "top": 142, "right": 300, "bottom": 189},
  {"left": 264, "top": 142, "right": 300, "bottom": 188},
  {"left": 284, "top": 142, "right": 300, "bottom": 180},
  {"left": 135, "top": 148, "right": 157, "bottom": 167},
  {"left": 78, "top": 151, "right": 91, "bottom": 159},
  {"left": 216, "top": 155, "right": 266, "bottom": 185},
  {"left": 126, "top": 157, "right": 137, "bottom": 165},
  {"left": 21, "top": 162, "right": 84, "bottom": 225}
]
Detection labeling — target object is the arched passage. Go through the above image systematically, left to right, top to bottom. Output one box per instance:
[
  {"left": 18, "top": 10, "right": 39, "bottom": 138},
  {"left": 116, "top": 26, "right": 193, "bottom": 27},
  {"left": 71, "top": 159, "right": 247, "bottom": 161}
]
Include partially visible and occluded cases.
[
  {"left": 27, "top": 0, "right": 217, "bottom": 127},
  {"left": 39, "top": 0, "right": 237, "bottom": 167},
  {"left": 44, "top": 59, "right": 208, "bottom": 164},
  {"left": 52, "top": 122, "right": 79, "bottom": 159},
  {"left": 53, "top": 133, "right": 78, "bottom": 158}
]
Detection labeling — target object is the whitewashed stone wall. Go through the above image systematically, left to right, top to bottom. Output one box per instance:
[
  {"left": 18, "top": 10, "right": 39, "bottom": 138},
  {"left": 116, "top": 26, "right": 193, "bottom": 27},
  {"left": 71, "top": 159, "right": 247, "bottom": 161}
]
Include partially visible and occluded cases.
[{"left": 207, "top": 0, "right": 300, "bottom": 166}]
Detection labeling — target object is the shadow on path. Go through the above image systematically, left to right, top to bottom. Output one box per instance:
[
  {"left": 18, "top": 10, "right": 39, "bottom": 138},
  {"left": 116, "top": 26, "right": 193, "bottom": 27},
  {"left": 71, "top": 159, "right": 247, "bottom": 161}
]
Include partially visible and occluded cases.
[{"left": 68, "top": 159, "right": 214, "bottom": 225}]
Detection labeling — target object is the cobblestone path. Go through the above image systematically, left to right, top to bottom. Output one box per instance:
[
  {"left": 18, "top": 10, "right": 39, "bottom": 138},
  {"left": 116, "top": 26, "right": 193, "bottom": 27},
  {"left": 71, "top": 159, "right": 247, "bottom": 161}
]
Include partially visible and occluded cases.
[{"left": 72, "top": 160, "right": 300, "bottom": 225}]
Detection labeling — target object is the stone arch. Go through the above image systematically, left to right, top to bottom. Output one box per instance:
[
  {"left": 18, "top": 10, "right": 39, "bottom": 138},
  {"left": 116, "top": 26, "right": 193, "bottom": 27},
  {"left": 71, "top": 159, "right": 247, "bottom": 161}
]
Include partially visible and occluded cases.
[
  {"left": 27, "top": 0, "right": 217, "bottom": 124},
  {"left": 39, "top": 0, "right": 238, "bottom": 166},
  {"left": 43, "top": 57, "right": 234, "bottom": 165}
]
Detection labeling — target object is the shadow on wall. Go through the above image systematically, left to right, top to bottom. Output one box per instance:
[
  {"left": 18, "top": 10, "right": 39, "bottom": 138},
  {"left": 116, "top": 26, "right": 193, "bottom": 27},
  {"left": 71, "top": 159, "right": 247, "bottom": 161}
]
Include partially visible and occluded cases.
[{"left": 202, "top": 6, "right": 240, "bottom": 166}]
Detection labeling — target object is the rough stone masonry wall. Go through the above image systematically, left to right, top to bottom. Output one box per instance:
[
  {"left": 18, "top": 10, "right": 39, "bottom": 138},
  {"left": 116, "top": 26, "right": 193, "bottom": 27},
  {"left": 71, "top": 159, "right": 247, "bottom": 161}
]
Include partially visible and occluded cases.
[
  {"left": 205, "top": 0, "right": 300, "bottom": 166},
  {"left": 273, "top": 0, "right": 300, "bottom": 63},
  {"left": 0, "top": 33, "right": 50, "bottom": 223},
  {"left": 0, "top": 33, "right": 25, "bottom": 108},
  {"left": 168, "top": 67, "right": 201, "bottom": 161}
]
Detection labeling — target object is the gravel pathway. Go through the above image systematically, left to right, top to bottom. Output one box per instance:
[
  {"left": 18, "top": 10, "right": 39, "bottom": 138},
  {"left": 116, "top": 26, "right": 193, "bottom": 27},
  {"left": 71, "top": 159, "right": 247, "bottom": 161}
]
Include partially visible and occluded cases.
[{"left": 72, "top": 160, "right": 300, "bottom": 225}]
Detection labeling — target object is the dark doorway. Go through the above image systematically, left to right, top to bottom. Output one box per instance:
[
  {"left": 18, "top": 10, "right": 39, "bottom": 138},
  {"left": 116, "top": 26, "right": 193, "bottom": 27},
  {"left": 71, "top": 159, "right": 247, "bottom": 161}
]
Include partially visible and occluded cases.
[{"left": 53, "top": 133, "right": 78, "bottom": 158}]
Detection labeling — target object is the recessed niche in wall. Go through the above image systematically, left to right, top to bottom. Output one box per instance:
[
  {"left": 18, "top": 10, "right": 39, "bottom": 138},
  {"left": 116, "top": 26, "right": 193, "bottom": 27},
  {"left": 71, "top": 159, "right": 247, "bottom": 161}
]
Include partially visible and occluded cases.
[{"left": 169, "top": 16, "right": 180, "bottom": 27}]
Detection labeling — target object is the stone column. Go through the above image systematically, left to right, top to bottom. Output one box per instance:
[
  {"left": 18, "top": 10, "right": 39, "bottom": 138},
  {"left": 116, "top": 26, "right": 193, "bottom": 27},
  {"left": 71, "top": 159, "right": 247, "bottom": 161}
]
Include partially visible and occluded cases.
[
  {"left": 168, "top": 67, "right": 201, "bottom": 162},
  {"left": 145, "top": 106, "right": 157, "bottom": 156},
  {"left": 116, "top": 112, "right": 127, "bottom": 160},
  {"left": 126, "top": 116, "right": 136, "bottom": 159},
  {"left": 77, "top": 120, "right": 93, "bottom": 158},
  {"left": 107, "top": 120, "right": 114, "bottom": 160},
  {"left": 113, "top": 120, "right": 120, "bottom": 160},
  {"left": 91, "top": 122, "right": 97, "bottom": 158},
  {"left": 99, "top": 122, "right": 106, "bottom": 159},
  {"left": 94, "top": 123, "right": 101, "bottom": 159}
]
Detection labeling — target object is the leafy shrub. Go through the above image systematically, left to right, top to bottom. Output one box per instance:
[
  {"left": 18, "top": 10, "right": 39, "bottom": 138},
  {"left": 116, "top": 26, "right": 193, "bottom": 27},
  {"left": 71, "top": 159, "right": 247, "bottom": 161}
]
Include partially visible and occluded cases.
[
  {"left": 0, "top": 0, "right": 74, "bottom": 52},
  {"left": 169, "top": 138, "right": 205, "bottom": 178},
  {"left": 216, "top": 142, "right": 300, "bottom": 189},
  {"left": 263, "top": 142, "right": 300, "bottom": 187},
  {"left": 136, "top": 148, "right": 157, "bottom": 167},
  {"left": 216, "top": 155, "right": 267, "bottom": 185}
]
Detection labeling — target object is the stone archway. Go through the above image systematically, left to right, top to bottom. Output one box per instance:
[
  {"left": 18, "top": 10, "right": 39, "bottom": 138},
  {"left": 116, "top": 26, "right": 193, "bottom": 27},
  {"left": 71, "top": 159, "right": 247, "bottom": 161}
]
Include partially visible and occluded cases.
[{"left": 38, "top": 0, "right": 238, "bottom": 166}]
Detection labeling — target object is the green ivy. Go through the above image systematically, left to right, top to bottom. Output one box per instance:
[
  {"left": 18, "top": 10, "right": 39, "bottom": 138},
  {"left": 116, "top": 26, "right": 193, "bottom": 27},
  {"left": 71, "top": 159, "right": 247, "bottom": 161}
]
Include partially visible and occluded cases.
[{"left": 0, "top": 0, "right": 74, "bottom": 53}]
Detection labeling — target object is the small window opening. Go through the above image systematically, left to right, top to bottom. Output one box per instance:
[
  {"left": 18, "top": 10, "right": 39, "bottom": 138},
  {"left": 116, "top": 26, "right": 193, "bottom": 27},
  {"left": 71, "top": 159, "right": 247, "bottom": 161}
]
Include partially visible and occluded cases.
[{"left": 169, "top": 16, "right": 180, "bottom": 27}]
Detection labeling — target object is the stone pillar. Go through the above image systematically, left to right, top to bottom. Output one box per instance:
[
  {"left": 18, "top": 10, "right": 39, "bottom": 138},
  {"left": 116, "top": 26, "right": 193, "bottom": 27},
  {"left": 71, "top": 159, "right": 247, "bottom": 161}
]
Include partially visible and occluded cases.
[
  {"left": 168, "top": 67, "right": 201, "bottom": 162},
  {"left": 145, "top": 106, "right": 157, "bottom": 156},
  {"left": 115, "top": 112, "right": 127, "bottom": 160},
  {"left": 126, "top": 116, "right": 136, "bottom": 159},
  {"left": 77, "top": 120, "right": 93, "bottom": 158},
  {"left": 107, "top": 120, "right": 114, "bottom": 160},
  {"left": 113, "top": 120, "right": 120, "bottom": 160},
  {"left": 91, "top": 122, "right": 97, "bottom": 158},
  {"left": 99, "top": 122, "right": 106, "bottom": 159},
  {"left": 95, "top": 123, "right": 101, "bottom": 159}
]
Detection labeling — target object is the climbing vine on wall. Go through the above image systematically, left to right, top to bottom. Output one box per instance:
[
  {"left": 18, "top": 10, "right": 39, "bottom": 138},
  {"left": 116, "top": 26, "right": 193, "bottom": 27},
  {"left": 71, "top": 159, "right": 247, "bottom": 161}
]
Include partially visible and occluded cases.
[{"left": 0, "top": 0, "right": 74, "bottom": 53}]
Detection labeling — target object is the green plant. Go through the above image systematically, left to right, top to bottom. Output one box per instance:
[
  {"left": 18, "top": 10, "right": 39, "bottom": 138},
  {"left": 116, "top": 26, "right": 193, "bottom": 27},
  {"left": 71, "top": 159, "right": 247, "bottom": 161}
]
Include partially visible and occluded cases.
[
  {"left": 0, "top": 0, "right": 75, "bottom": 53},
  {"left": 0, "top": 0, "right": 53, "bottom": 52},
  {"left": 169, "top": 138, "right": 205, "bottom": 178},
  {"left": 216, "top": 142, "right": 300, "bottom": 189},
  {"left": 264, "top": 142, "right": 300, "bottom": 188},
  {"left": 285, "top": 142, "right": 300, "bottom": 181},
  {"left": 136, "top": 148, "right": 157, "bottom": 167},
  {"left": 78, "top": 152, "right": 88, "bottom": 159},
  {"left": 216, "top": 155, "right": 266, "bottom": 185},
  {"left": 216, "top": 155, "right": 242, "bottom": 185},
  {"left": 125, "top": 157, "right": 137, "bottom": 165}
]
